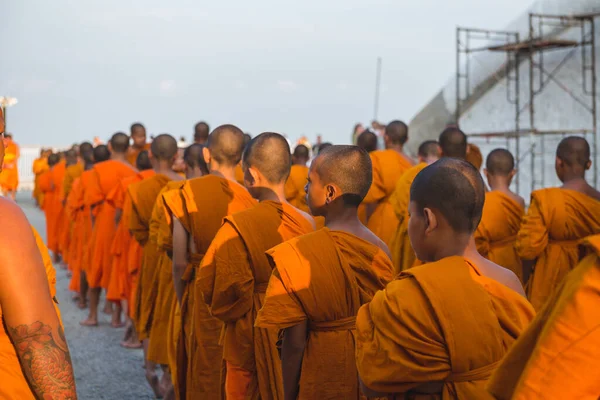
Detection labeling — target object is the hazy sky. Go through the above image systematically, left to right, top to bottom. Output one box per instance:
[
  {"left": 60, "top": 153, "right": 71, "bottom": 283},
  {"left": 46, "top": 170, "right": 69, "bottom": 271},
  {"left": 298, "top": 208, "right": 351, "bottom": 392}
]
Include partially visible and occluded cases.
[{"left": 1, "top": 0, "right": 529, "bottom": 146}]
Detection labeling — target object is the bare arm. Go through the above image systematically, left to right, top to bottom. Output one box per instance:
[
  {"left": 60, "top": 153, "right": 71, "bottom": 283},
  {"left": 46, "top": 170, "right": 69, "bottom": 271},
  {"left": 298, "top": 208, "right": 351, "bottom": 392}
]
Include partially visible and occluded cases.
[
  {"left": 0, "top": 200, "right": 76, "bottom": 399},
  {"left": 172, "top": 218, "right": 189, "bottom": 304},
  {"left": 282, "top": 321, "right": 308, "bottom": 400}
]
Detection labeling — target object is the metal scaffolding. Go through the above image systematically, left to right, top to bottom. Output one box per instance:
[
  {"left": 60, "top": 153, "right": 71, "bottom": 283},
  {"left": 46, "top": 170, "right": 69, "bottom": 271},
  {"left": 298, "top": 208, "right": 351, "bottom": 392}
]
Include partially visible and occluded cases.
[{"left": 456, "top": 13, "right": 598, "bottom": 195}]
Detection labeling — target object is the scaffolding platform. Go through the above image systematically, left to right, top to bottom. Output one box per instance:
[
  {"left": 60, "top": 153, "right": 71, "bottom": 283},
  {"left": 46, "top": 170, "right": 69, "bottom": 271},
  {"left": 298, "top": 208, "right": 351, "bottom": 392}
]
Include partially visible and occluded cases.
[{"left": 488, "top": 39, "right": 578, "bottom": 53}]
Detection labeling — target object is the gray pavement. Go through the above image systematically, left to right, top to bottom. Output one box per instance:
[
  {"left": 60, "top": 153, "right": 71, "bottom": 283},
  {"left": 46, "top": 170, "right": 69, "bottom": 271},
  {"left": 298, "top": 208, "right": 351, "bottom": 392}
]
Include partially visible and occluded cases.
[{"left": 20, "top": 193, "right": 155, "bottom": 400}]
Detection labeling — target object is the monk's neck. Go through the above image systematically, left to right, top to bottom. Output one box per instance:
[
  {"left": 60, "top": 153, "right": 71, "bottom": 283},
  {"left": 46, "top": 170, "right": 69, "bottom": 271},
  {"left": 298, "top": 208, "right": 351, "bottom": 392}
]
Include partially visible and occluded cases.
[
  {"left": 386, "top": 144, "right": 404, "bottom": 154},
  {"left": 111, "top": 154, "right": 128, "bottom": 162},
  {"left": 423, "top": 157, "right": 439, "bottom": 165},
  {"left": 154, "top": 162, "right": 175, "bottom": 175},
  {"left": 210, "top": 167, "right": 237, "bottom": 182},
  {"left": 186, "top": 169, "right": 205, "bottom": 179},
  {"left": 561, "top": 175, "right": 587, "bottom": 187},
  {"left": 487, "top": 177, "right": 512, "bottom": 192},
  {"left": 256, "top": 186, "right": 288, "bottom": 203},
  {"left": 324, "top": 207, "right": 362, "bottom": 228},
  {"left": 428, "top": 234, "right": 471, "bottom": 261}
]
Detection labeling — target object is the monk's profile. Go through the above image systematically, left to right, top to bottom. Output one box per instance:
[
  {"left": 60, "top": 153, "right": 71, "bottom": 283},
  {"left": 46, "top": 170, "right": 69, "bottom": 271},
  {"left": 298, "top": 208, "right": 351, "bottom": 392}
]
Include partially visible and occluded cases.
[
  {"left": 193, "top": 121, "right": 210, "bottom": 144},
  {"left": 198, "top": 132, "right": 315, "bottom": 399},
  {"left": 518, "top": 136, "right": 600, "bottom": 310},
  {"left": 285, "top": 144, "right": 310, "bottom": 213},
  {"left": 255, "top": 145, "right": 394, "bottom": 399},
  {"left": 475, "top": 149, "right": 525, "bottom": 282},
  {"left": 356, "top": 158, "right": 534, "bottom": 399}
]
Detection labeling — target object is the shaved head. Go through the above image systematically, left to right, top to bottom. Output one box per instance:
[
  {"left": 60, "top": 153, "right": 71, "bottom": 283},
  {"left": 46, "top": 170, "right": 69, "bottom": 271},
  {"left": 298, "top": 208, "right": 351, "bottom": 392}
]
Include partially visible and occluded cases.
[
  {"left": 385, "top": 120, "right": 409, "bottom": 145},
  {"left": 194, "top": 122, "right": 210, "bottom": 143},
  {"left": 208, "top": 124, "right": 245, "bottom": 166},
  {"left": 439, "top": 127, "right": 467, "bottom": 159},
  {"left": 356, "top": 130, "right": 378, "bottom": 153},
  {"left": 110, "top": 132, "right": 130, "bottom": 153},
  {"left": 243, "top": 132, "right": 291, "bottom": 184},
  {"left": 243, "top": 133, "right": 252, "bottom": 147},
  {"left": 150, "top": 134, "right": 178, "bottom": 161},
  {"left": 557, "top": 136, "right": 590, "bottom": 168},
  {"left": 418, "top": 140, "right": 440, "bottom": 159},
  {"left": 80, "top": 142, "right": 93, "bottom": 155},
  {"left": 184, "top": 143, "right": 209, "bottom": 174},
  {"left": 293, "top": 144, "right": 310, "bottom": 162},
  {"left": 93, "top": 145, "right": 111, "bottom": 163},
  {"left": 315, "top": 145, "right": 372, "bottom": 206},
  {"left": 486, "top": 148, "right": 515, "bottom": 176},
  {"left": 65, "top": 149, "right": 78, "bottom": 166},
  {"left": 136, "top": 150, "right": 152, "bottom": 170},
  {"left": 48, "top": 154, "right": 60, "bottom": 167},
  {"left": 411, "top": 158, "right": 485, "bottom": 233}
]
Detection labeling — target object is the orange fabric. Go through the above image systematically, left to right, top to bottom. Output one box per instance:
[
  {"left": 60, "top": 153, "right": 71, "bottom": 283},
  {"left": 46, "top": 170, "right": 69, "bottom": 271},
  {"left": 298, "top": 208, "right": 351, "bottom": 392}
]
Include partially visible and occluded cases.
[
  {"left": 0, "top": 141, "right": 19, "bottom": 191},
  {"left": 126, "top": 143, "right": 151, "bottom": 166},
  {"left": 466, "top": 143, "right": 483, "bottom": 170},
  {"left": 363, "top": 149, "right": 413, "bottom": 247},
  {"left": 32, "top": 157, "right": 49, "bottom": 206},
  {"left": 85, "top": 160, "right": 137, "bottom": 289},
  {"left": 39, "top": 161, "right": 66, "bottom": 254},
  {"left": 59, "top": 163, "right": 84, "bottom": 266},
  {"left": 63, "top": 163, "right": 84, "bottom": 200},
  {"left": 235, "top": 163, "right": 245, "bottom": 185},
  {"left": 388, "top": 163, "right": 427, "bottom": 274},
  {"left": 284, "top": 165, "right": 309, "bottom": 212},
  {"left": 75, "top": 170, "right": 96, "bottom": 280},
  {"left": 106, "top": 170, "right": 155, "bottom": 302},
  {"left": 130, "top": 174, "right": 174, "bottom": 341},
  {"left": 163, "top": 175, "right": 256, "bottom": 400},
  {"left": 66, "top": 178, "right": 84, "bottom": 292},
  {"left": 146, "top": 180, "right": 185, "bottom": 365},
  {"left": 517, "top": 188, "right": 600, "bottom": 310},
  {"left": 475, "top": 191, "right": 525, "bottom": 282},
  {"left": 198, "top": 201, "right": 315, "bottom": 399},
  {"left": 0, "top": 226, "right": 63, "bottom": 400},
  {"left": 255, "top": 228, "right": 394, "bottom": 399},
  {"left": 488, "top": 234, "right": 600, "bottom": 399},
  {"left": 355, "top": 256, "right": 535, "bottom": 399}
]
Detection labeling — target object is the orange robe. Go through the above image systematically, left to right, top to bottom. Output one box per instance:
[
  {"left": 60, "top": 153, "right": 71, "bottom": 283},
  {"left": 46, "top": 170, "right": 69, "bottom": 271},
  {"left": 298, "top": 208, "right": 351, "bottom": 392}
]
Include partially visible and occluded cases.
[
  {"left": 0, "top": 141, "right": 19, "bottom": 191},
  {"left": 127, "top": 143, "right": 151, "bottom": 166},
  {"left": 466, "top": 143, "right": 483, "bottom": 170},
  {"left": 363, "top": 149, "right": 413, "bottom": 247},
  {"left": 32, "top": 157, "right": 49, "bottom": 206},
  {"left": 85, "top": 160, "right": 137, "bottom": 289},
  {"left": 38, "top": 161, "right": 66, "bottom": 254},
  {"left": 388, "top": 162, "right": 427, "bottom": 274},
  {"left": 60, "top": 163, "right": 84, "bottom": 266},
  {"left": 235, "top": 163, "right": 245, "bottom": 185},
  {"left": 284, "top": 164, "right": 325, "bottom": 229},
  {"left": 76, "top": 170, "right": 96, "bottom": 283},
  {"left": 106, "top": 170, "right": 155, "bottom": 303},
  {"left": 129, "top": 174, "right": 174, "bottom": 341},
  {"left": 163, "top": 175, "right": 256, "bottom": 400},
  {"left": 66, "top": 178, "right": 84, "bottom": 292},
  {"left": 147, "top": 180, "right": 185, "bottom": 366},
  {"left": 517, "top": 188, "right": 600, "bottom": 310},
  {"left": 475, "top": 191, "right": 525, "bottom": 282},
  {"left": 198, "top": 201, "right": 315, "bottom": 400},
  {"left": 0, "top": 226, "right": 63, "bottom": 400},
  {"left": 255, "top": 228, "right": 394, "bottom": 399},
  {"left": 488, "top": 234, "right": 600, "bottom": 399},
  {"left": 355, "top": 256, "right": 535, "bottom": 399}
]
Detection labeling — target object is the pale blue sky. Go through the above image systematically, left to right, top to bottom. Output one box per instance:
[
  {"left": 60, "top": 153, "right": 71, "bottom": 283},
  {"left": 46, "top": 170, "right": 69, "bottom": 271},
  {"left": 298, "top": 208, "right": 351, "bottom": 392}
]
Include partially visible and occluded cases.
[{"left": 1, "top": 0, "right": 529, "bottom": 146}]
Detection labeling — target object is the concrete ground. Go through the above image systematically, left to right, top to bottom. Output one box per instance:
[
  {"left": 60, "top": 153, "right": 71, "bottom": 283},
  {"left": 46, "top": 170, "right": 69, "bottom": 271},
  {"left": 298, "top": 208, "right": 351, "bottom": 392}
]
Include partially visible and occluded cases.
[{"left": 21, "top": 192, "right": 155, "bottom": 399}]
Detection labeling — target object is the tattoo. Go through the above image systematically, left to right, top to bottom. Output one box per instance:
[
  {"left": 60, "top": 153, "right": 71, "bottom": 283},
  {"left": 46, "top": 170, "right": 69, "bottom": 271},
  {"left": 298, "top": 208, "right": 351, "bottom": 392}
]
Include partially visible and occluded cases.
[{"left": 10, "top": 321, "right": 77, "bottom": 399}]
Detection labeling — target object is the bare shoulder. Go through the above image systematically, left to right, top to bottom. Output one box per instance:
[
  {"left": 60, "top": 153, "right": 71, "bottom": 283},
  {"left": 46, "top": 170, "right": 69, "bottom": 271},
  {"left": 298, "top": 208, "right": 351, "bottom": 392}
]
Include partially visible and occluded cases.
[
  {"left": 510, "top": 192, "right": 526, "bottom": 209},
  {"left": 0, "top": 199, "right": 32, "bottom": 236},
  {"left": 297, "top": 209, "right": 317, "bottom": 230},
  {"left": 360, "top": 227, "right": 392, "bottom": 259},
  {"left": 478, "top": 257, "right": 525, "bottom": 296}
]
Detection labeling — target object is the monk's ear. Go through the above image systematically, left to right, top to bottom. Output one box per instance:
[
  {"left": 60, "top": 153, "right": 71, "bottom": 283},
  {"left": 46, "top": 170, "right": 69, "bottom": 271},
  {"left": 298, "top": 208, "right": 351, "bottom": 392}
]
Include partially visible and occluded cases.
[
  {"left": 202, "top": 146, "right": 211, "bottom": 166},
  {"left": 585, "top": 159, "right": 592, "bottom": 171},
  {"left": 247, "top": 166, "right": 260, "bottom": 186},
  {"left": 508, "top": 169, "right": 517, "bottom": 180},
  {"left": 325, "top": 184, "right": 336, "bottom": 204},
  {"left": 423, "top": 207, "right": 437, "bottom": 235}
]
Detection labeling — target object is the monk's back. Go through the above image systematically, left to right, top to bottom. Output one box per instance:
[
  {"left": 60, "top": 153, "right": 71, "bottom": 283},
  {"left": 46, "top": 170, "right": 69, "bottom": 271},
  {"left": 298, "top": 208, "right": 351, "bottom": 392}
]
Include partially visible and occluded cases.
[
  {"left": 370, "top": 149, "right": 412, "bottom": 195},
  {"left": 93, "top": 160, "right": 137, "bottom": 195},
  {"left": 285, "top": 165, "right": 309, "bottom": 212}
]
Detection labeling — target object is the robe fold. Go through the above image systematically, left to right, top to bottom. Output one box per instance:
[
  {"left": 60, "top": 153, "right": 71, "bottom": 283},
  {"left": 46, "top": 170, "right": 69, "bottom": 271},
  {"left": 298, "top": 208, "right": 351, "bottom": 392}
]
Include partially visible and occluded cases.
[
  {"left": 0, "top": 141, "right": 19, "bottom": 192},
  {"left": 127, "top": 143, "right": 151, "bottom": 166},
  {"left": 363, "top": 149, "right": 413, "bottom": 247},
  {"left": 32, "top": 157, "right": 49, "bottom": 206},
  {"left": 85, "top": 160, "right": 137, "bottom": 289},
  {"left": 39, "top": 161, "right": 66, "bottom": 254},
  {"left": 60, "top": 163, "right": 84, "bottom": 266},
  {"left": 388, "top": 163, "right": 427, "bottom": 274},
  {"left": 77, "top": 170, "right": 96, "bottom": 280},
  {"left": 129, "top": 174, "right": 173, "bottom": 341},
  {"left": 163, "top": 175, "right": 256, "bottom": 400},
  {"left": 66, "top": 178, "right": 83, "bottom": 292},
  {"left": 517, "top": 188, "right": 600, "bottom": 310},
  {"left": 475, "top": 191, "right": 525, "bottom": 282},
  {"left": 198, "top": 201, "right": 315, "bottom": 400},
  {"left": 255, "top": 228, "right": 394, "bottom": 399},
  {"left": 488, "top": 234, "right": 600, "bottom": 399},
  {"left": 356, "top": 256, "right": 535, "bottom": 399}
]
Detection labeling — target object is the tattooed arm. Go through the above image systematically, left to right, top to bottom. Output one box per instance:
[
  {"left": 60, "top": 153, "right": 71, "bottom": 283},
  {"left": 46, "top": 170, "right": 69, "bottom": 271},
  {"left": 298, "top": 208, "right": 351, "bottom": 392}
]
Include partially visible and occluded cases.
[{"left": 0, "top": 199, "right": 77, "bottom": 399}]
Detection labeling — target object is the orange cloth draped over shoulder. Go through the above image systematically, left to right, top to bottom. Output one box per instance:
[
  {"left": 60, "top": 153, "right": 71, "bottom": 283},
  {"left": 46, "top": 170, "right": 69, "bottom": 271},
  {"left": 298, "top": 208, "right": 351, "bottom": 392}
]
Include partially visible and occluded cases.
[
  {"left": 0, "top": 141, "right": 19, "bottom": 192},
  {"left": 127, "top": 143, "right": 151, "bottom": 166},
  {"left": 466, "top": 143, "right": 483, "bottom": 170},
  {"left": 363, "top": 149, "right": 413, "bottom": 247},
  {"left": 32, "top": 157, "right": 49, "bottom": 206},
  {"left": 38, "top": 160, "right": 66, "bottom": 254},
  {"left": 85, "top": 160, "right": 137, "bottom": 289},
  {"left": 388, "top": 162, "right": 426, "bottom": 274},
  {"left": 60, "top": 163, "right": 84, "bottom": 267},
  {"left": 235, "top": 163, "right": 245, "bottom": 185},
  {"left": 285, "top": 164, "right": 325, "bottom": 229},
  {"left": 75, "top": 170, "right": 97, "bottom": 282},
  {"left": 106, "top": 170, "right": 155, "bottom": 303},
  {"left": 129, "top": 174, "right": 174, "bottom": 341},
  {"left": 163, "top": 175, "right": 256, "bottom": 400},
  {"left": 66, "top": 178, "right": 84, "bottom": 292},
  {"left": 147, "top": 180, "right": 185, "bottom": 367},
  {"left": 517, "top": 188, "right": 600, "bottom": 310},
  {"left": 475, "top": 191, "right": 525, "bottom": 283},
  {"left": 198, "top": 201, "right": 315, "bottom": 400},
  {"left": 0, "top": 226, "right": 63, "bottom": 400},
  {"left": 255, "top": 228, "right": 394, "bottom": 399},
  {"left": 488, "top": 234, "right": 600, "bottom": 399},
  {"left": 355, "top": 256, "right": 535, "bottom": 399}
]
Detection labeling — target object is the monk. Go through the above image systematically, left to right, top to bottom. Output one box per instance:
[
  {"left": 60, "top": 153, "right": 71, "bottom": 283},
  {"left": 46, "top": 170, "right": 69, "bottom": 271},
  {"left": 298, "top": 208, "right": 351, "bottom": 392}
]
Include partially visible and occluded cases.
[
  {"left": 194, "top": 121, "right": 210, "bottom": 144},
  {"left": 362, "top": 121, "right": 415, "bottom": 247},
  {"left": 127, "top": 123, "right": 151, "bottom": 165},
  {"left": 164, "top": 124, "right": 256, "bottom": 399},
  {"left": 356, "top": 129, "right": 378, "bottom": 153},
  {"left": 81, "top": 132, "right": 138, "bottom": 327},
  {"left": 0, "top": 133, "right": 19, "bottom": 200},
  {"left": 199, "top": 133, "right": 315, "bottom": 400},
  {"left": 235, "top": 133, "right": 252, "bottom": 184},
  {"left": 130, "top": 134, "right": 183, "bottom": 397},
  {"left": 518, "top": 136, "right": 600, "bottom": 310},
  {"left": 389, "top": 140, "right": 440, "bottom": 273},
  {"left": 467, "top": 143, "right": 483, "bottom": 170},
  {"left": 285, "top": 144, "right": 310, "bottom": 212},
  {"left": 255, "top": 145, "right": 394, "bottom": 399},
  {"left": 32, "top": 148, "right": 50, "bottom": 207},
  {"left": 59, "top": 148, "right": 83, "bottom": 268},
  {"left": 475, "top": 149, "right": 525, "bottom": 282},
  {"left": 106, "top": 150, "right": 154, "bottom": 330},
  {"left": 38, "top": 154, "right": 63, "bottom": 259},
  {"left": 355, "top": 158, "right": 534, "bottom": 399},
  {"left": 488, "top": 233, "right": 600, "bottom": 399}
]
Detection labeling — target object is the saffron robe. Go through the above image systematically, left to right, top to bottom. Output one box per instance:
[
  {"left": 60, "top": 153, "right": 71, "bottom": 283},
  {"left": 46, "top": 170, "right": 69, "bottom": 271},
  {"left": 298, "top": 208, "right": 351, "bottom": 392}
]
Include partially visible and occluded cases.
[
  {"left": 0, "top": 141, "right": 19, "bottom": 191},
  {"left": 126, "top": 143, "right": 151, "bottom": 166},
  {"left": 466, "top": 143, "right": 483, "bottom": 170},
  {"left": 32, "top": 157, "right": 49, "bottom": 206},
  {"left": 38, "top": 161, "right": 66, "bottom": 254},
  {"left": 60, "top": 163, "right": 84, "bottom": 266},
  {"left": 66, "top": 178, "right": 84, "bottom": 292}
]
